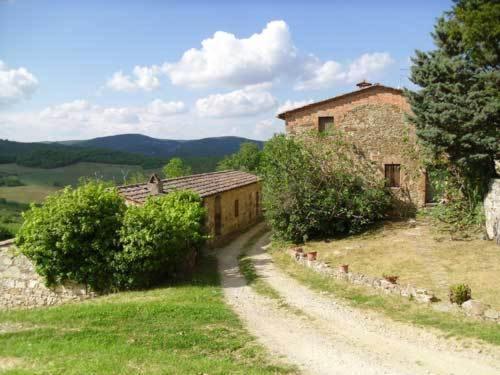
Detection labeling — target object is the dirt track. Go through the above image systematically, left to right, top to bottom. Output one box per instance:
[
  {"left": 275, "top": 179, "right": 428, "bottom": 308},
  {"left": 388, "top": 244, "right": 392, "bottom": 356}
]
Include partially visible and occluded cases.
[{"left": 217, "top": 223, "right": 500, "bottom": 375}]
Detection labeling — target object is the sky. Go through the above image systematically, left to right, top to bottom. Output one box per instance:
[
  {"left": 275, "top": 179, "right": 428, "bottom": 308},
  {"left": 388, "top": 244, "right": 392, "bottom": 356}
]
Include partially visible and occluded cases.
[{"left": 0, "top": 0, "right": 452, "bottom": 142}]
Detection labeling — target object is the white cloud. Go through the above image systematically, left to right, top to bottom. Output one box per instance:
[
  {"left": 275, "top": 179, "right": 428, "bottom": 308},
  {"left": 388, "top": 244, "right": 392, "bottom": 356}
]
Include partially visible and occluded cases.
[
  {"left": 164, "top": 20, "right": 296, "bottom": 88},
  {"left": 109, "top": 21, "right": 394, "bottom": 93},
  {"left": 296, "top": 52, "right": 394, "bottom": 90},
  {"left": 345, "top": 53, "right": 394, "bottom": 83},
  {"left": 0, "top": 60, "right": 39, "bottom": 106},
  {"left": 107, "top": 65, "right": 161, "bottom": 92},
  {"left": 196, "top": 85, "right": 277, "bottom": 118},
  {"left": 148, "top": 99, "right": 186, "bottom": 116},
  {"left": 276, "top": 99, "right": 314, "bottom": 114},
  {"left": 40, "top": 100, "right": 92, "bottom": 119},
  {"left": 103, "top": 107, "right": 140, "bottom": 124},
  {"left": 253, "top": 119, "right": 284, "bottom": 139}
]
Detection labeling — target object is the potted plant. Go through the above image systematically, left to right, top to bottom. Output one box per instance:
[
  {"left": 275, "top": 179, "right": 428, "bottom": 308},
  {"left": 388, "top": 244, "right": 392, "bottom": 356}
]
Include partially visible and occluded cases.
[
  {"left": 307, "top": 251, "right": 317, "bottom": 261},
  {"left": 339, "top": 264, "right": 349, "bottom": 273},
  {"left": 383, "top": 274, "right": 399, "bottom": 284}
]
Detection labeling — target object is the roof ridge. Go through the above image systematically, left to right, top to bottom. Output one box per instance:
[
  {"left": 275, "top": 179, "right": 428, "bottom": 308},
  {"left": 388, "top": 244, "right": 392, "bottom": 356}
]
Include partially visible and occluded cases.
[
  {"left": 277, "top": 84, "right": 403, "bottom": 119},
  {"left": 160, "top": 170, "right": 242, "bottom": 183}
]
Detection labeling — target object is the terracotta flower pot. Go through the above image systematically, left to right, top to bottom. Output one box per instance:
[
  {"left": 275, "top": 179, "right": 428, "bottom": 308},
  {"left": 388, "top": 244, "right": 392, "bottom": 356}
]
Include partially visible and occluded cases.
[
  {"left": 307, "top": 251, "right": 317, "bottom": 261},
  {"left": 339, "top": 264, "right": 349, "bottom": 273},
  {"left": 383, "top": 275, "right": 399, "bottom": 284}
]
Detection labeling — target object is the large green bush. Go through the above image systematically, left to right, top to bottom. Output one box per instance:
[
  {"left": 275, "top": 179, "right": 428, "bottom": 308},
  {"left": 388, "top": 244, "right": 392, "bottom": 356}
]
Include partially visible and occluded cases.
[
  {"left": 261, "top": 132, "right": 390, "bottom": 243},
  {"left": 16, "top": 182, "right": 126, "bottom": 291},
  {"left": 116, "top": 191, "right": 206, "bottom": 289}
]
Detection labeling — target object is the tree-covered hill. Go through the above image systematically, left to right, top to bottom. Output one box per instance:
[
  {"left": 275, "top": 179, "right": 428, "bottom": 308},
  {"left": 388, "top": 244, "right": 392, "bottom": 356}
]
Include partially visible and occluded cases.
[{"left": 66, "top": 134, "right": 264, "bottom": 158}]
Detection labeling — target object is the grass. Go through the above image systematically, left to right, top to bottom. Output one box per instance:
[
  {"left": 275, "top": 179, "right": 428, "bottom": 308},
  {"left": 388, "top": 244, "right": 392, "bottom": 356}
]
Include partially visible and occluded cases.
[
  {"left": 0, "top": 200, "right": 28, "bottom": 235},
  {"left": 297, "top": 218, "right": 500, "bottom": 309},
  {"left": 271, "top": 246, "right": 500, "bottom": 346},
  {"left": 0, "top": 255, "right": 294, "bottom": 374}
]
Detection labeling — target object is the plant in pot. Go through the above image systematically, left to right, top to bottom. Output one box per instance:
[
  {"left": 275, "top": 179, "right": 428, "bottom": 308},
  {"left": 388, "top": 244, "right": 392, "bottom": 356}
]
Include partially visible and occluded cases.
[
  {"left": 307, "top": 251, "right": 317, "bottom": 261},
  {"left": 339, "top": 264, "right": 349, "bottom": 273},
  {"left": 383, "top": 274, "right": 399, "bottom": 284}
]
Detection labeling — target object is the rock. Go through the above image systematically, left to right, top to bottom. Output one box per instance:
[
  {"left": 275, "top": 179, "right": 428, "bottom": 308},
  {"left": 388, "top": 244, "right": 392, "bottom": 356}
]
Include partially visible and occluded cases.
[
  {"left": 461, "top": 300, "right": 490, "bottom": 316},
  {"left": 484, "top": 308, "right": 499, "bottom": 320}
]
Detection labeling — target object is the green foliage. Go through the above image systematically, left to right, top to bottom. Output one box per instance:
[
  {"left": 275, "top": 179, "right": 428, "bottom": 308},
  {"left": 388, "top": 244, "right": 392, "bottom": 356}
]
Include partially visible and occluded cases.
[
  {"left": 405, "top": 0, "right": 499, "bottom": 203},
  {"left": 261, "top": 132, "right": 391, "bottom": 243},
  {"left": 0, "top": 139, "right": 167, "bottom": 169},
  {"left": 217, "top": 142, "right": 263, "bottom": 173},
  {"left": 162, "top": 157, "right": 192, "bottom": 178},
  {"left": 0, "top": 174, "right": 24, "bottom": 186},
  {"left": 16, "top": 182, "right": 127, "bottom": 291},
  {"left": 116, "top": 191, "right": 206, "bottom": 289},
  {"left": 0, "top": 198, "right": 29, "bottom": 235},
  {"left": 0, "top": 225, "right": 12, "bottom": 241},
  {"left": 449, "top": 283, "right": 472, "bottom": 305}
]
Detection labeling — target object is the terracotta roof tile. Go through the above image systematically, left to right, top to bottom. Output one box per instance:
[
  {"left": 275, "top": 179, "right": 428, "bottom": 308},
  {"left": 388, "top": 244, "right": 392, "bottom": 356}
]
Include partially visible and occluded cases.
[{"left": 117, "top": 170, "right": 260, "bottom": 204}]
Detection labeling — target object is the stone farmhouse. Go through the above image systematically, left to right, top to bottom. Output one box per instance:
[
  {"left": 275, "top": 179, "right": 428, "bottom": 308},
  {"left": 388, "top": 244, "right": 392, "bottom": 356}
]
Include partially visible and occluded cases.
[
  {"left": 278, "top": 81, "right": 429, "bottom": 209},
  {"left": 117, "top": 170, "right": 262, "bottom": 244}
]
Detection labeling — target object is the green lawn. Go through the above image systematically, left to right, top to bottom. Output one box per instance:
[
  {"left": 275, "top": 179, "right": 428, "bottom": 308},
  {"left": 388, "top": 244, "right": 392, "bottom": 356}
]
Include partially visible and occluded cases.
[{"left": 0, "top": 256, "right": 293, "bottom": 374}]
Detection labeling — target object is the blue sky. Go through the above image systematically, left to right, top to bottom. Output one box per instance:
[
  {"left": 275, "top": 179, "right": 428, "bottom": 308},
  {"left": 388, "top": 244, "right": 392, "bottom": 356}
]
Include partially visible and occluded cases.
[{"left": 0, "top": 0, "right": 451, "bottom": 141}]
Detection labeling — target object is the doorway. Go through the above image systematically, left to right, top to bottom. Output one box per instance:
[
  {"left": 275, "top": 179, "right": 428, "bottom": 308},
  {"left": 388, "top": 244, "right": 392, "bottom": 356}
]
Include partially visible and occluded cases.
[{"left": 214, "top": 195, "right": 222, "bottom": 236}]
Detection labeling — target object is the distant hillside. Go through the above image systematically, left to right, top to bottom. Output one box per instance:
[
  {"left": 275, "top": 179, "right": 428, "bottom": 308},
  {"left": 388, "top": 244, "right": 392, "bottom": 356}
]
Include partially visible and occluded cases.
[
  {"left": 67, "top": 134, "right": 264, "bottom": 158},
  {"left": 0, "top": 135, "right": 264, "bottom": 172},
  {"left": 0, "top": 140, "right": 166, "bottom": 169}
]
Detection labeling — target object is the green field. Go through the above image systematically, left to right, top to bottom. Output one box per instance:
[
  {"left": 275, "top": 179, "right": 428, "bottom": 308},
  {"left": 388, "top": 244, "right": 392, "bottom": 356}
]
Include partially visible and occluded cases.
[
  {"left": 0, "top": 162, "right": 160, "bottom": 237},
  {"left": 0, "top": 256, "right": 292, "bottom": 374}
]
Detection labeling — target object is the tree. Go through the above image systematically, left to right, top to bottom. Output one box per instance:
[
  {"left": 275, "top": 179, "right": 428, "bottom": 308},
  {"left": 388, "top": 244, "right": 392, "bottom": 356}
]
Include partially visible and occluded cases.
[
  {"left": 405, "top": 0, "right": 499, "bottom": 200},
  {"left": 261, "top": 132, "right": 390, "bottom": 243},
  {"left": 217, "top": 142, "right": 262, "bottom": 173},
  {"left": 163, "top": 158, "right": 192, "bottom": 178},
  {"left": 16, "top": 182, "right": 126, "bottom": 291},
  {"left": 116, "top": 191, "right": 206, "bottom": 289}
]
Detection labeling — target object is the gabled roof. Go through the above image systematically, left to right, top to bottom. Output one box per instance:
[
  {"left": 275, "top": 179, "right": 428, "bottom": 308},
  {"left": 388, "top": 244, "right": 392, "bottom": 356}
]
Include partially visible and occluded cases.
[
  {"left": 277, "top": 84, "right": 403, "bottom": 120},
  {"left": 117, "top": 170, "right": 260, "bottom": 204}
]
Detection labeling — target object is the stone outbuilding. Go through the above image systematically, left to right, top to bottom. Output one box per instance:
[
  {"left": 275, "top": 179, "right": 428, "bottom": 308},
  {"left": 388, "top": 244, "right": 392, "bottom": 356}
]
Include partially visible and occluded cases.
[
  {"left": 278, "top": 81, "right": 429, "bottom": 209},
  {"left": 117, "top": 170, "right": 262, "bottom": 244}
]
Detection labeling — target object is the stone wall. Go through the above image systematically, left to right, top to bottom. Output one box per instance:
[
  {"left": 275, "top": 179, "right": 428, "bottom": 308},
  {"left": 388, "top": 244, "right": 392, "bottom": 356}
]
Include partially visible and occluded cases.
[
  {"left": 281, "top": 85, "right": 427, "bottom": 208},
  {"left": 484, "top": 179, "right": 500, "bottom": 242},
  {"left": 203, "top": 182, "right": 262, "bottom": 246},
  {"left": 0, "top": 239, "right": 95, "bottom": 309},
  {"left": 287, "top": 248, "right": 500, "bottom": 323}
]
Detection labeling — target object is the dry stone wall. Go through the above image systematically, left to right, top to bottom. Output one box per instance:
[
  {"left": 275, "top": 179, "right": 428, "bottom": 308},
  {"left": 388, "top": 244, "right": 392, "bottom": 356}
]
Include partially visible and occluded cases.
[
  {"left": 484, "top": 179, "right": 500, "bottom": 243},
  {"left": 0, "top": 239, "right": 95, "bottom": 309},
  {"left": 287, "top": 248, "right": 500, "bottom": 323}
]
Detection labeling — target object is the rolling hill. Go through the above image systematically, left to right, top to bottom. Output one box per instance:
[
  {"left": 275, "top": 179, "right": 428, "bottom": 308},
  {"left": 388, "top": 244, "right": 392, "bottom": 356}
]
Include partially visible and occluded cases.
[{"left": 66, "top": 134, "right": 264, "bottom": 158}]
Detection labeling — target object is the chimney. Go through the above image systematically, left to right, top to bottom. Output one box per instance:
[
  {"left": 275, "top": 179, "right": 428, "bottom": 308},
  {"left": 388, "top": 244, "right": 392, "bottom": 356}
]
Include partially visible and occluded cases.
[
  {"left": 356, "top": 80, "right": 372, "bottom": 89},
  {"left": 148, "top": 173, "right": 163, "bottom": 195}
]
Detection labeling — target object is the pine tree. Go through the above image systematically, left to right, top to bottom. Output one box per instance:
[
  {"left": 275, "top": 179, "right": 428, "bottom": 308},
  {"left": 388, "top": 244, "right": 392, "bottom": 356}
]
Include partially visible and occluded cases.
[{"left": 406, "top": 0, "right": 499, "bottom": 196}]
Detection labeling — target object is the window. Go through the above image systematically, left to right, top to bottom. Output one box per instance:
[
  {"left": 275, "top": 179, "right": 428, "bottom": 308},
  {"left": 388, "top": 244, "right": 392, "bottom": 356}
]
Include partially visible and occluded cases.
[
  {"left": 318, "top": 116, "right": 334, "bottom": 133},
  {"left": 385, "top": 164, "right": 401, "bottom": 187},
  {"left": 249, "top": 193, "right": 253, "bottom": 219},
  {"left": 234, "top": 199, "right": 239, "bottom": 217}
]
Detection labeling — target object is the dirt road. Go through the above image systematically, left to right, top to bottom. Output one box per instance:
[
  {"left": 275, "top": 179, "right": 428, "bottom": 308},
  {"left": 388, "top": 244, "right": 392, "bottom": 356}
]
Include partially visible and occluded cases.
[{"left": 217, "top": 223, "right": 500, "bottom": 375}]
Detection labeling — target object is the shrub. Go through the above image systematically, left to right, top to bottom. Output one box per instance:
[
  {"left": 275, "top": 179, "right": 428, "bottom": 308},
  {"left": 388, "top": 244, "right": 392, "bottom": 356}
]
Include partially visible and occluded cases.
[
  {"left": 261, "top": 132, "right": 391, "bottom": 243},
  {"left": 16, "top": 182, "right": 126, "bottom": 292},
  {"left": 116, "top": 191, "right": 206, "bottom": 289},
  {"left": 0, "top": 226, "right": 12, "bottom": 241},
  {"left": 449, "top": 283, "right": 472, "bottom": 305}
]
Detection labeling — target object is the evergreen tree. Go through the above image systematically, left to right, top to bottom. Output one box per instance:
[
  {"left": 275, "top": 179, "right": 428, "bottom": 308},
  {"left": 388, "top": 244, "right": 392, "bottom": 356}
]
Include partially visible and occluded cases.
[{"left": 405, "top": 0, "right": 499, "bottom": 197}]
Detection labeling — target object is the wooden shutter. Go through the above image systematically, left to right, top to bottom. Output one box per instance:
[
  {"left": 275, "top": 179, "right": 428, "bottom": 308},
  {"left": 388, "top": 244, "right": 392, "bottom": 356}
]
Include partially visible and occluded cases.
[
  {"left": 318, "top": 116, "right": 334, "bottom": 133},
  {"left": 384, "top": 164, "right": 401, "bottom": 187}
]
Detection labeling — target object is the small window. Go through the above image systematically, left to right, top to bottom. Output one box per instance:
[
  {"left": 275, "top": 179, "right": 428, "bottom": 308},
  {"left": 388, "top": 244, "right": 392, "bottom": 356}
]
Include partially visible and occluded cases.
[
  {"left": 318, "top": 116, "right": 334, "bottom": 133},
  {"left": 385, "top": 164, "right": 401, "bottom": 187},
  {"left": 234, "top": 199, "right": 239, "bottom": 217}
]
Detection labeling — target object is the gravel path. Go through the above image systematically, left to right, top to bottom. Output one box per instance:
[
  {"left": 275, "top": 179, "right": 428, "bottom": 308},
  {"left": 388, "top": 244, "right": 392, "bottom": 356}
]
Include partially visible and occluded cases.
[{"left": 217, "top": 223, "right": 500, "bottom": 375}]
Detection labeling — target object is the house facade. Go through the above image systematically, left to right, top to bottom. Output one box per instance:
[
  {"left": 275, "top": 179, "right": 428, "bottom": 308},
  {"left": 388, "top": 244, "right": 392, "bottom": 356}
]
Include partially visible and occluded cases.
[
  {"left": 278, "top": 81, "right": 428, "bottom": 208},
  {"left": 117, "top": 170, "right": 262, "bottom": 244}
]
